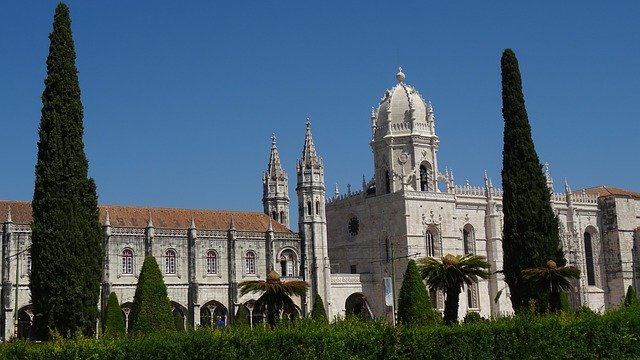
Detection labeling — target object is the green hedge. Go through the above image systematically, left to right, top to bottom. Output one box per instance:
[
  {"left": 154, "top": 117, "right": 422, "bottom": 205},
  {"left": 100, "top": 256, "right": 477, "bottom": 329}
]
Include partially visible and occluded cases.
[{"left": 3, "top": 307, "right": 640, "bottom": 359}]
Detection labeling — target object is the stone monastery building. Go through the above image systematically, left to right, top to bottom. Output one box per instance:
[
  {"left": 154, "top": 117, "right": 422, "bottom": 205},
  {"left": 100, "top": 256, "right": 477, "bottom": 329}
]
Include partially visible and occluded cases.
[{"left": 2, "top": 68, "right": 639, "bottom": 339}]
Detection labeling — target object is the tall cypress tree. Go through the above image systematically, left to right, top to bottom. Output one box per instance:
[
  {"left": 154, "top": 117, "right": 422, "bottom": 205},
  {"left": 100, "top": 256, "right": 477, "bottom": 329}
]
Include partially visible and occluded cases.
[
  {"left": 30, "top": 3, "right": 103, "bottom": 339},
  {"left": 501, "top": 49, "right": 563, "bottom": 313},
  {"left": 397, "top": 259, "right": 436, "bottom": 326}
]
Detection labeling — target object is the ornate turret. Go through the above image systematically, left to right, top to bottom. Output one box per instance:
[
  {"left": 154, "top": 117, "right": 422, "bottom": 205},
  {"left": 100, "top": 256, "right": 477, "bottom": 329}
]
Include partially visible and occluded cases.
[
  {"left": 370, "top": 68, "right": 440, "bottom": 195},
  {"left": 296, "top": 120, "right": 331, "bottom": 316},
  {"left": 262, "top": 134, "right": 290, "bottom": 228}
]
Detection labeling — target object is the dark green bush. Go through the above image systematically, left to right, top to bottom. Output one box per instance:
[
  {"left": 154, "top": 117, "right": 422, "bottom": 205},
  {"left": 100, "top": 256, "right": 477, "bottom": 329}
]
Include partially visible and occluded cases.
[
  {"left": 128, "top": 256, "right": 175, "bottom": 336},
  {"left": 397, "top": 259, "right": 436, "bottom": 325},
  {"left": 102, "top": 292, "right": 126, "bottom": 338},
  {"left": 310, "top": 294, "right": 328, "bottom": 322}
]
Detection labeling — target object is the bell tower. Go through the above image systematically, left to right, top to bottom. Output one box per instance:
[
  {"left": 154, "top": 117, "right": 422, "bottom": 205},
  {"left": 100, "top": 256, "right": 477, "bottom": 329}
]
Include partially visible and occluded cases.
[
  {"left": 370, "top": 68, "right": 440, "bottom": 194},
  {"left": 296, "top": 120, "right": 331, "bottom": 315},
  {"left": 262, "top": 134, "right": 290, "bottom": 228}
]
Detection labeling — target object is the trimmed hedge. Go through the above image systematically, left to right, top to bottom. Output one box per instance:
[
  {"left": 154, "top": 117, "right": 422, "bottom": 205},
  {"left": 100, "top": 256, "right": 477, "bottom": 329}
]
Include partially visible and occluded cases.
[
  {"left": 128, "top": 256, "right": 175, "bottom": 336},
  {"left": 102, "top": 292, "right": 126, "bottom": 338},
  {"left": 2, "top": 307, "right": 640, "bottom": 359}
]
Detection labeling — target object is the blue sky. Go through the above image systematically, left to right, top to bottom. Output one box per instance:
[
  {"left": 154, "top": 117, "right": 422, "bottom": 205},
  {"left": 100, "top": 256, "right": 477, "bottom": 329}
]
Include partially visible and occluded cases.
[{"left": 1, "top": 1, "right": 638, "bottom": 219}]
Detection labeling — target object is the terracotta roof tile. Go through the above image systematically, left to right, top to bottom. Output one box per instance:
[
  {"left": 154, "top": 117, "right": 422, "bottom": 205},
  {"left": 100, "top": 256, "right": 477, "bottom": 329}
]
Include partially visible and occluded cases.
[
  {"left": 575, "top": 186, "right": 640, "bottom": 199},
  {"left": 0, "top": 201, "right": 292, "bottom": 233}
]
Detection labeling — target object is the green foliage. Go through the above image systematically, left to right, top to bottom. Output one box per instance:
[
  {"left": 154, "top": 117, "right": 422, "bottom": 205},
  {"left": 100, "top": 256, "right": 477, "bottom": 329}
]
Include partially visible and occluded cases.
[
  {"left": 29, "top": 3, "right": 103, "bottom": 340},
  {"left": 500, "top": 48, "right": 563, "bottom": 314},
  {"left": 418, "top": 254, "right": 490, "bottom": 325},
  {"left": 128, "top": 257, "right": 175, "bottom": 336},
  {"left": 397, "top": 260, "right": 436, "bottom": 326},
  {"left": 522, "top": 261, "right": 580, "bottom": 313},
  {"left": 239, "top": 270, "right": 308, "bottom": 328},
  {"left": 625, "top": 285, "right": 639, "bottom": 307},
  {"left": 102, "top": 292, "right": 125, "bottom": 338},
  {"left": 310, "top": 294, "right": 328, "bottom": 322},
  {"left": 234, "top": 304, "right": 250, "bottom": 327},
  {"left": 3, "top": 307, "right": 640, "bottom": 359},
  {"left": 462, "top": 311, "right": 484, "bottom": 324}
]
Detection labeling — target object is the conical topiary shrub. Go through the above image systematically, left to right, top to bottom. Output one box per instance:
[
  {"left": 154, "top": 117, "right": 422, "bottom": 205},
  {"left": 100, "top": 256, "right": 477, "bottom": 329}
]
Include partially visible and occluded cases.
[
  {"left": 128, "top": 256, "right": 175, "bottom": 335},
  {"left": 102, "top": 292, "right": 125, "bottom": 338},
  {"left": 310, "top": 293, "right": 328, "bottom": 322}
]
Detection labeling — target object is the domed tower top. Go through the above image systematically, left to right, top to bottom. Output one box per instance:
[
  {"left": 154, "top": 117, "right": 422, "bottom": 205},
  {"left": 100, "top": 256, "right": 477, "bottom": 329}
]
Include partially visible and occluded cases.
[
  {"left": 372, "top": 67, "right": 436, "bottom": 141},
  {"left": 370, "top": 68, "right": 440, "bottom": 195}
]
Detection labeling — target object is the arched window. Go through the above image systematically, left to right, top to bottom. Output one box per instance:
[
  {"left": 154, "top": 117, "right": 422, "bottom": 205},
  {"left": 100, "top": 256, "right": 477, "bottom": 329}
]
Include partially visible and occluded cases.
[
  {"left": 420, "top": 165, "right": 429, "bottom": 191},
  {"left": 307, "top": 201, "right": 312, "bottom": 216},
  {"left": 315, "top": 201, "right": 320, "bottom": 215},
  {"left": 271, "top": 211, "right": 277, "bottom": 220},
  {"left": 279, "top": 211, "right": 285, "bottom": 224},
  {"left": 463, "top": 225, "right": 475, "bottom": 254},
  {"left": 426, "top": 230, "right": 435, "bottom": 257},
  {"left": 584, "top": 232, "right": 595, "bottom": 286},
  {"left": 122, "top": 248, "right": 134, "bottom": 274},
  {"left": 165, "top": 249, "right": 177, "bottom": 275},
  {"left": 206, "top": 250, "right": 217, "bottom": 275},
  {"left": 280, "top": 250, "right": 297, "bottom": 277},
  {"left": 245, "top": 251, "right": 256, "bottom": 275}
]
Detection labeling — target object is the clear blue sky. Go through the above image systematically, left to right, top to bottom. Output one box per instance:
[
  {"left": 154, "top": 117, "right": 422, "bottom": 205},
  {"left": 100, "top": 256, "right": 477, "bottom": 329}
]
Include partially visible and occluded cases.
[{"left": 1, "top": 1, "right": 638, "bottom": 218}]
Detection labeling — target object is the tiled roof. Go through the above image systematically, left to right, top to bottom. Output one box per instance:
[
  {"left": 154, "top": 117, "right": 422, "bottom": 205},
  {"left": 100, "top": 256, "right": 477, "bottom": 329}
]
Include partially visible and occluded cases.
[
  {"left": 576, "top": 186, "right": 640, "bottom": 199},
  {"left": 0, "top": 200, "right": 292, "bottom": 233}
]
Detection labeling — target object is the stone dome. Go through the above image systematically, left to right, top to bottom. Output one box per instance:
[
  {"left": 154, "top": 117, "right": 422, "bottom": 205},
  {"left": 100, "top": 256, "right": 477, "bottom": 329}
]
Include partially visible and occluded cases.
[{"left": 373, "top": 68, "right": 434, "bottom": 140}]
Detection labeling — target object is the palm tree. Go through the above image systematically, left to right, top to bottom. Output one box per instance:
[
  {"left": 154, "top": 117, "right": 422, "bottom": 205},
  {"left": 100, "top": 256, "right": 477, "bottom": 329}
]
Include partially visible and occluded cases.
[
  {"left": 418, "top": 254, "right": 491, "bottom": 325},
  {"left": 522, "top": 260, "right": 580, "bottom": 313},
  {"left": 239, "top": 270, "right": 309, "bottom": 328}
]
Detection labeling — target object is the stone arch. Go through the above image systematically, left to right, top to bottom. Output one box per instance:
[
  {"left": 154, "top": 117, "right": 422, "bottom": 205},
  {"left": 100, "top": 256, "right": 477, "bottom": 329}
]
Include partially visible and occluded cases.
[
  {"left": 345, "top": 293, "right": 373, "bottom": 320},
  {"left": 200, "top": 300, "right": 228, "bottom": 328},
  {"left": 120, "top": 301, "right": 133, "bottom": 333},
  {"left": 171, "top": 301, "right": 187, "bottom": 331},
  {"left": 16, "top": 305, "right": 33, "bottom": 340}
]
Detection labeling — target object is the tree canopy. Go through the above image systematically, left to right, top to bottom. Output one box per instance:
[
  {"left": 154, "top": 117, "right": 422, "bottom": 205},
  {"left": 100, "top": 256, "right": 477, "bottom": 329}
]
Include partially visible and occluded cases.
[{"left": 128, "top": 257, "right": 175, "bottom": 335}]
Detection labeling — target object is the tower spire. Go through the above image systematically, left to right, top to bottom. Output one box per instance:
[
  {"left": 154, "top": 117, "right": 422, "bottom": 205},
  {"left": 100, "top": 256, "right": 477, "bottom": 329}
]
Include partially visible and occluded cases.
[
  {"left": 301, "top": 119, "right": 320, "bottom": 166},
  {"left": 263, "top": 133, "right": 290, "bottom": 228}
]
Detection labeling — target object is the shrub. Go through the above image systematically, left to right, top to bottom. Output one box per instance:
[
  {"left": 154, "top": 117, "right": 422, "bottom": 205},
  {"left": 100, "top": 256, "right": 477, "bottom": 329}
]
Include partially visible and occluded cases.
[
  {"left": 128, "top": 256, "right": 175, "bottom": 335},
  {"left": 397, "top": 260, "right": 435, "bottom": 325},
  {"left": 625, "top": 285, "right": 639, "bottom": 307},
  {"left": 102, "top": 292, "right": 126, "bottom": 338},
  {"left": 310, "top": 294, "right": 328, "bottom": 322},
  {"left": 462, "top": 311, "right": 484, "bottom": 324}
]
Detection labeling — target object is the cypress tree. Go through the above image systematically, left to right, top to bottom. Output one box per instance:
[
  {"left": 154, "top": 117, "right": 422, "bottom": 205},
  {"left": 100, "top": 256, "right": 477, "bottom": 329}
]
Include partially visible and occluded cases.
[
  {"left": 30, "top": 3, "right": 103, "bottom": 339},
  {"left": 501, "top": 48, "right": 563, "bottom": 313},
  {"left": 128, "top": 257, "right": 175, "bottom": 335},
  {"left": 397, "top": 260, "right": 435, "bottom": 326},
  {"left": 624, "top": 285, "right": 638, "bottom": 307},
  {"left": 102, "top": 292, "right": 125, "bottom": 338},
  {"left": 310, "top": 293, "right": 328, "bottom": 322}
]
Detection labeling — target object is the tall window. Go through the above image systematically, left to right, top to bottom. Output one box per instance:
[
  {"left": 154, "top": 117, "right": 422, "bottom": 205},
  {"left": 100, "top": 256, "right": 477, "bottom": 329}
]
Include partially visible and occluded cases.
[
  {"left": 420, "top": 165, "right": 429, "bottom": 191},
  {"left": 385, "top": 170, "right": 391, "bottom": 194},
  {"left": 307, "top": 201, "right": 312, "bottom": 216},
  {"left": 315, "top": 201, "right": 320, "bottom": 215},
  {"left": 279, "top": 211, "right": 285, "bottom": 224},
  {"left": 463, "top": 225, "right": 475, "bottom": 254},
  {"left": 426, "top": 230, "right": 435, "bottom": 257},
  {"left": 584, "top": 232, "right": 595, "bottom": 286},
  {"left": 122, "top": 248, "right": 134, "bottom": 274},
  {"left": 165, "top": 249, "right": 177, "bottom": 275},
  {"left": 206, "top": 250, "right": 217, "bottom": 275},
  {"left": 280, "top": 250, "right": 296, "bottom": 277},
  {"left": 26, "top": 251, "right": 32, "bottom": 273},
  {"left": 245, "top": 251, "right": 256, "bottom": 275},
  {"left": 467, "top": 284, "right": 479, "bottom": 309}
]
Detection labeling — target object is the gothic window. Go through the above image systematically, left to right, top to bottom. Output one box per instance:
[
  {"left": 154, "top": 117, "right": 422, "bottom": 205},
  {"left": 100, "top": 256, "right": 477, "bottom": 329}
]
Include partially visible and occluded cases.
[
  {"left": 420, "top": 165, "right": 429, "bottom": 191},
  {"left": 307, "top": 201, "right": 312, "bottom": 216},
  {"left": 315, "top": 201, "right": 320, "bottom": 215},
  {"left": 271, "top": 211, "right": 277, "bottom": 221},
  {"left": 279, "top": 211, "right": 285, "bottom": 224},
  {"left": 463, "top": 225, "right": 475, "bottom": 254},
  {"left": 426, "top": 230, "right": 435, "bottom": 257},
  {"left": 584, "top": 232, "right": 595, "bottom": 286},
  {"left": 385, "top": 238, "right": 391, "bottom": 262},
  {"left": 122, "top": 248, "right": 134, "bottom": 275},
  {"left": 165, "top": 249, "right": 177, "bottom": 275},
  {"left": 279, "top": 249, "right": 296, "bottom": 277},
  {"left": 206, "top": 250, "right": 217, "bottom": 275},
  {"left": 245, "top": 251, "right": 256, "bottom": 275},
  {"left": 350, "top": 264, "right": 357, "bottom": 274},
  {"left": 467, "top": 284, "right": 479, "bottom": 309}
]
